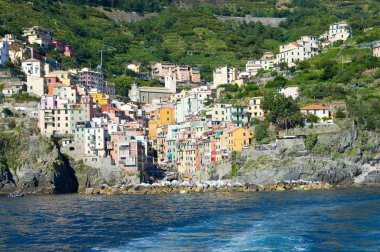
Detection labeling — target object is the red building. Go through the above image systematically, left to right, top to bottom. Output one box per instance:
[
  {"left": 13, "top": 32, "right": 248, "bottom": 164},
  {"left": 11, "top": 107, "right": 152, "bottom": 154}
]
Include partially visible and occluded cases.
[{"left": 51, "top": 40, "right": 66, "bottom": 51}]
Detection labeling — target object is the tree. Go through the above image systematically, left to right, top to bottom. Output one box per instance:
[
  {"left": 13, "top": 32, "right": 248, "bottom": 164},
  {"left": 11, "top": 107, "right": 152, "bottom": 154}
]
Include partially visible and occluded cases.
[
  {"left": 321, "top": 60, "right": 338, "bottom": 80},
  {"left": 108, "top": 76, "right": 134, "bottom": 97},
  {"left": 265, "top": 76, "right": 287, "bottom": 89},
  {"left": 261, "top": 91, "right": 303, "bottom": 129},
  {"left": 335, "top": 110, "right": 346, "bottom": 119},
  {"left": 254, "top": 120, "right": 269, "bottom": 143}
]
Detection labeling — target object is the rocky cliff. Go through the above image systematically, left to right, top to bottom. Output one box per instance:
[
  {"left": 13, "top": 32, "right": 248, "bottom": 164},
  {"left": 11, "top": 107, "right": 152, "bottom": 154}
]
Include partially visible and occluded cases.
[
  {"left": 1, "top": 122, "right": 379, "bottom": 194},
  {"left": 195, "top": 123, "right": 380, "bottom": 186},
  {"left": 0, "top": 132, "right": 138, "bottom": 194},
  {"left": 0, "top": 134, "right": 78, "bottom": 194}
]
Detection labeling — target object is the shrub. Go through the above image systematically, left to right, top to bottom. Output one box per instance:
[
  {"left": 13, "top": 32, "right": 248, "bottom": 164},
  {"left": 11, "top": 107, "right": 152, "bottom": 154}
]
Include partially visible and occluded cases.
[
  {"left": 335, "top": 110, "right": 346, "bottom": 119},
  {"left": 306, "top": 114, "right": 319, "bottom": 123},
  {"left": 322, "top": 116, "right": 330, "bottom": 122},
  {"left": 8, "top": 120, "right": 16, "bottom": 129},
  {"left": 254, "top": 120, "right": 269, "bottom": 143},
  {"left": 305, "top": 133, "right": 318, "bottom": 150}
]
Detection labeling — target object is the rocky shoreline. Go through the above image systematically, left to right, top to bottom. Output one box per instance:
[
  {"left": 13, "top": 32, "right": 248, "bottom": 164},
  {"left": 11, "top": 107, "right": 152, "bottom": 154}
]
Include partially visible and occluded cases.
[{"left": 80, "top": 180, "right": 333, "bottom": 195}]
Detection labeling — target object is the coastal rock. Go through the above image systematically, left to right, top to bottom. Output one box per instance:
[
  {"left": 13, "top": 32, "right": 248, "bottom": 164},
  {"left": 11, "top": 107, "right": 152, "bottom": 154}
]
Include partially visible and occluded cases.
[{"left": 0, "top": 136, "right": 78, "bottom": 194}]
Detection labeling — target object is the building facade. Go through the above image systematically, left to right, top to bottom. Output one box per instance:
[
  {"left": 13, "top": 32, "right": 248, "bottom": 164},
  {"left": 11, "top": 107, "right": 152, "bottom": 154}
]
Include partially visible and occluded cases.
[
  {"left": 23, "top": 26, "right": 52, "bottom": 49},
  {"left": 0, "top": 41, "right": 9, "bottom": 65}
]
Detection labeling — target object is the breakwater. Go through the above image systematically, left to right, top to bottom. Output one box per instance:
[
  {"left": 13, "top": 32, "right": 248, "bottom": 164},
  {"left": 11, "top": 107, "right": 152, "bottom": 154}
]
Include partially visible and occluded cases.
[{"left": 81, "top": 180, "right": 333, "bottom": 195}]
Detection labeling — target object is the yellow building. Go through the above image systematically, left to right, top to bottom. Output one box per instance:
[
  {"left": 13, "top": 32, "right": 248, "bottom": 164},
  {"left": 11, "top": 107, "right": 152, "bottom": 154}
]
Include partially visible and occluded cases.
[
  {"left": 127, "top": 64, "right": 140, "bottom": 74},
  {"left": 45, "top": 71, "right": 73, "bottom": 86},
  {"left": 89, "top": 93, "right": 110, "bottom": 105},
  {"left": 248, "top": 97, "right": 264, "bottom": 120},
  {"left": 148, "top": 107, "right": 175, "bottom": 140},
  {"left": 227, "top": 127, "right": 253, "bottom": 152}
]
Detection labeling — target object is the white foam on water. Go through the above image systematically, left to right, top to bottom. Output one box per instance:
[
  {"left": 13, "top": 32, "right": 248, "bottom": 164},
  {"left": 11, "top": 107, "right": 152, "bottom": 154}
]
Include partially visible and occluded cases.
[{"left": 211, "top": 220, "right": 310, "bottom": 252}]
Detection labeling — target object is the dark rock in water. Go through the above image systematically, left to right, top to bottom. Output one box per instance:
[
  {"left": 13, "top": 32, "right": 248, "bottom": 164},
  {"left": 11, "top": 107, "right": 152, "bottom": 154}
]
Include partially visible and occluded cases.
[{"left": 0, "top": 166, "right": 17, "bottom": 193}]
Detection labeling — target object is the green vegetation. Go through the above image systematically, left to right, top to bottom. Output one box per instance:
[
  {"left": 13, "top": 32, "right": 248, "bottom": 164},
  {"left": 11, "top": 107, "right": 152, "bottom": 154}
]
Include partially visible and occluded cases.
[
  {"left": 1, "top": 0, "right": 380, "bottom": 131},
  {"left": 56, "top": 0, "right": 175, "bottom": 13},
  {"left": 261, "top": 92, "right": 304, "bottom": 130},
  {"left": 9, "top": 93, "right": 40, "bottom": 103},
  {"left": 2, "top": 108, "right": 13, "bottom": 117},
  {"left": 254, "top": 120, "right": 269, "bottom": 144},
  {"left": 0, "top": 132, "right": 24, "bottom": 171},
  {"left": 304, "top": 133, "right": 318, "bottom": 151},
  {"left": 229, "top": 151, "right": 239, "bottom": 178}
]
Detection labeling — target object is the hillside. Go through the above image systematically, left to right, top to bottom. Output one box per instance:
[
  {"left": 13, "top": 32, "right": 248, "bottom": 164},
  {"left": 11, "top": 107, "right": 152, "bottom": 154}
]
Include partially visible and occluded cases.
[{"left": 2, "top": 0, "right": 380, "bottom": 79}]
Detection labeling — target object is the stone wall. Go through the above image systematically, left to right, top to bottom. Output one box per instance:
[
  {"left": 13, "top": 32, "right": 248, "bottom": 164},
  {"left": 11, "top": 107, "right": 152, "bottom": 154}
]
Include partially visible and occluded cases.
[{"left": 215, "top": 15, "right": 287, "bottom": 27}]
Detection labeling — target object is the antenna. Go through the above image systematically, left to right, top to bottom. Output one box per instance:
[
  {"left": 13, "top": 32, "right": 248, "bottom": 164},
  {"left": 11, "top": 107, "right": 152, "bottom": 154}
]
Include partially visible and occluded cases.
[{"left": 99, "top": 45, "right": 116, "bottom": 71}]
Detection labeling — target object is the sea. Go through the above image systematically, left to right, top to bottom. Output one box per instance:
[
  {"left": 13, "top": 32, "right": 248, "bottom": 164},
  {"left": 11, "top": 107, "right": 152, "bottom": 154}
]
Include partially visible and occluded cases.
[{"left": 0, "top": 188, "right": 379, "bottom": 251}]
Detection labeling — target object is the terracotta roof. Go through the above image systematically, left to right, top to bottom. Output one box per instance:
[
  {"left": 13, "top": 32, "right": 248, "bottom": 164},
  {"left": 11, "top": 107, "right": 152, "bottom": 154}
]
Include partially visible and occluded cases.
[
  {"left": 323, "top": 40, "right": 332, "bottom": 43},
  {"left": 290, "top": 42, "right": 302, "bottom": 47},
  {"left": 301, "top": 105, "right": 329, "bottom": 110}
]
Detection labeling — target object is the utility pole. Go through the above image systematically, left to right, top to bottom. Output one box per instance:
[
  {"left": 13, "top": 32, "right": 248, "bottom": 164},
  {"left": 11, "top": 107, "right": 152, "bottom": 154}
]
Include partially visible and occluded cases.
[{"left": 99, "top": 45, "right": 116, "bottom": 71}]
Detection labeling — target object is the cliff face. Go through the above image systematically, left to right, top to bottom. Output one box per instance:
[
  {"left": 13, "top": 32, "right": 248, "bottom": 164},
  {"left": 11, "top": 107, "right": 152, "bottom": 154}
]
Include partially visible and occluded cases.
[
  {"left": 1, "top": 123, "right": 379, "bottom": 194},
  {"left": 196, "top": 124, "right": 380, "bottom": 186},
  {"left": 0, "top": 135, "right": 78, "bottom": 194}
]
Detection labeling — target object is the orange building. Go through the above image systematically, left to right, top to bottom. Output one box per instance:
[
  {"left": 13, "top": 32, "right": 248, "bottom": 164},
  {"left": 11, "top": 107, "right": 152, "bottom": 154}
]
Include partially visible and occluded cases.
[
  {"left": 47, "top": 82, "right": 66, "bottom": 94},
  {"left": 148, "top": 107, "right": 175, "bottom": 140}
]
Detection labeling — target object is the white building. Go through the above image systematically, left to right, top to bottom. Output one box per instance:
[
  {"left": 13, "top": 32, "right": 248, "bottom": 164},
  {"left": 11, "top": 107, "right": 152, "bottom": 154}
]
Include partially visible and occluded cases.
[
  {"left": 328, "top": 21, "right": 350, "bottom": 42},
  {"left": 23, "top": 26, "right": 52, "bottom": 49},
  {"left": 2, "top": 34, "right": 22, "bottom": 45},
  {"left": 276, "top": 36, "right": 320, "bottom": 67},
  {"left": 297, "top": 36, "right": 320, "bottom": 59},
  {"left": 0, "top": 41, "right": 9, "bottom": 65},
  {"left": 373, "top": 41, "right": 380, "bottom": 58},
  {"left": 276, "top": 42, "right": 305, "bottom": 67},
  {"left": 246, "top": 52, "right": 275, "bottom": 76},
  {"left": 22, "top": 59, "right": 45, "bottom": 96},
  {"left": 22, "top": 59, "right": 43, "bottom": 77},
  {"left": 127, "top": 63, "right": 140, "bottom": 73},
  {"left": 212, "top": 66, "right": 238, "bottom": 89},
  {"left": 129, "top": 70, "right": 177, "bottom": 104},
  {"left": 0, "top": 78, "right": 25, "bottom": 97},
  {"left": 52, "top": 86, "right": 78, "bottom": 103},
  {"left": 279, "top": 86, "right": 299, "bottom": 100},
  {"left": 174, "top": 96, "right": 205, "bottom": 123},
  {"left": 205, "top": 103, "right": 232, "bottom": 122},
  {"left": 301, "top": 105, "right": 330, "bottom": 119},
  {"left": 74, "top": 122, "right": 106, "bottom": 157}
]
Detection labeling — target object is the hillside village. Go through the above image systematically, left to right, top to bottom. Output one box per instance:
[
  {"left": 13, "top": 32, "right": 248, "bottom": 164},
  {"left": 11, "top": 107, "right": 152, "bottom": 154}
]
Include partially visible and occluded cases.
[{"left": 0, "top": 18, "right": 378, "bottom": 181}]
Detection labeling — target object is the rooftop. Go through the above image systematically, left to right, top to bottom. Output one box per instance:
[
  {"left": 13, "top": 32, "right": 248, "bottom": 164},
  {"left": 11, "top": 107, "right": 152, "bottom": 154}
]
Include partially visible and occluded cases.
[{"left": 301, "top": 105, "right": 329, "bottom": 110}]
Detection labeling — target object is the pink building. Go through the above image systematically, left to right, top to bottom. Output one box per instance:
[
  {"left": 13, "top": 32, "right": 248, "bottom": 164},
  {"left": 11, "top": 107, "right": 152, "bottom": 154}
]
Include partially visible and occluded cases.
[
  {"left": 64, "top": 45, "right": 76, "bottom": 58},
  {"left": 152, "top": 63, "right": 201, "bottom": 83},
  {"left": 152, "top": 63, "right": 176, "bottom": 79},
  {"left": 175, "top": 65, "right": 191, "bottom": 82},
  {"left": 110, "top": 131, "right": 146, "bottom": 173}
]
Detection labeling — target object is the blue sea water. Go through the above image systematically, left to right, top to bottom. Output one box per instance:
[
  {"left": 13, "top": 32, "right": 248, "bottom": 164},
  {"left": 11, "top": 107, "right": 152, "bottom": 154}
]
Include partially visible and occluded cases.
[{"left": 0, "top": 188, "right": 380, "bottom": 251}]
